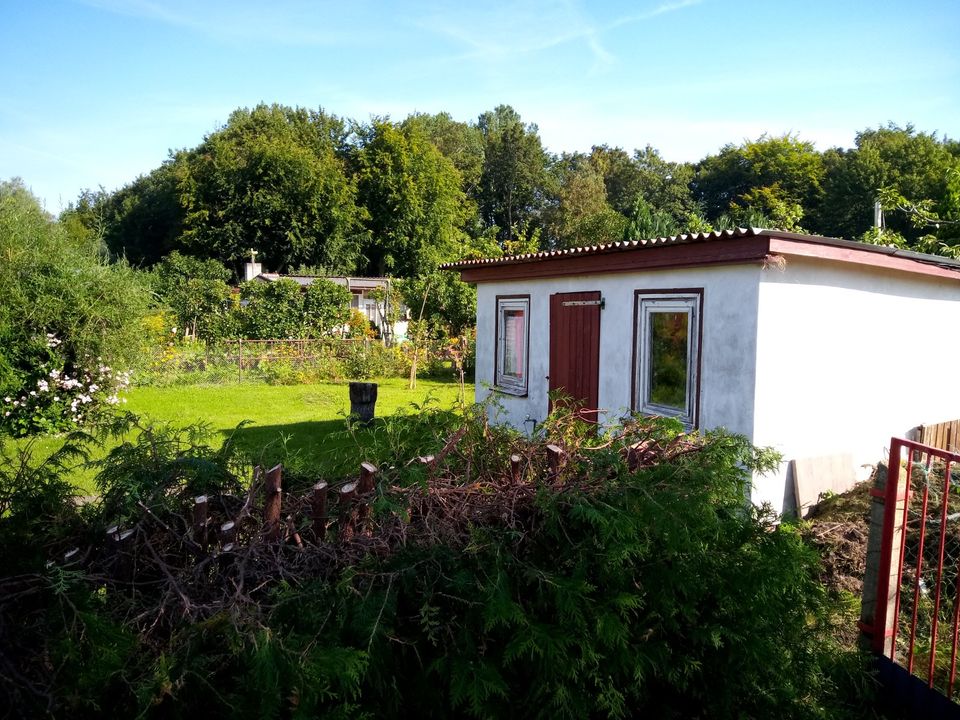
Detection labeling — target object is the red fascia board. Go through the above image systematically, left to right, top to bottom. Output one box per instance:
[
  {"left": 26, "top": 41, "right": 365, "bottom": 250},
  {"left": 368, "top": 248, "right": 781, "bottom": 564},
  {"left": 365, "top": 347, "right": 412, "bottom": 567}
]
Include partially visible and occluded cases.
[
  {"left": 457, "top": 235, "right": 771, "bottom": 283},
  {"left": 768, "top": 238, "right": 960, "bottom": 282}
]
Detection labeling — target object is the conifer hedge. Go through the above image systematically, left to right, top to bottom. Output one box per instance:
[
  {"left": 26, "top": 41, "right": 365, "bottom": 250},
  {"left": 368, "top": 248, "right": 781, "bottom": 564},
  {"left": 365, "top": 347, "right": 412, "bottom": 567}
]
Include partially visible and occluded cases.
[{"left": 0, "top": 406, "right": 874, "bottom": 718}]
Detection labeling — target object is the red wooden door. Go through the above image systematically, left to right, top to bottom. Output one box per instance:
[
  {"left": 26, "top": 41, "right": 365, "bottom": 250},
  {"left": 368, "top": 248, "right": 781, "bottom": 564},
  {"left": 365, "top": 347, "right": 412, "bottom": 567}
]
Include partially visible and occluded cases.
[{"left": 549, "top": 291, "right": 601, "bottom": 419}]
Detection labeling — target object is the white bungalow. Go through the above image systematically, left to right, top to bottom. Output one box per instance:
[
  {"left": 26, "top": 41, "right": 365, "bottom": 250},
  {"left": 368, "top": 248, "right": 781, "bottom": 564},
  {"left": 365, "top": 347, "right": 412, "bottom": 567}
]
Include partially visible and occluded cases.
[{"left": 443, "top": 229, "right": 960, "bottom": 516}]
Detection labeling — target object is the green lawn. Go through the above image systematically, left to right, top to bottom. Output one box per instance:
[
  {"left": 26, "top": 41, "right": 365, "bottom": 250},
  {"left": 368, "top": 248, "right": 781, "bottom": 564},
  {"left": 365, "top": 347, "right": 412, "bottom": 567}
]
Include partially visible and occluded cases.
[{"left": 11, "top": 378, "right": 466, "bottom": 494}]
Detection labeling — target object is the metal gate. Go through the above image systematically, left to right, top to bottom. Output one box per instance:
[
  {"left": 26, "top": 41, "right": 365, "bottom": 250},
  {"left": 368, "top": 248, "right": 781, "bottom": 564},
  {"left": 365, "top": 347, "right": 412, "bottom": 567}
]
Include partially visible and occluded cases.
[{"left": 866, "top": 437, "right": 960, "bottom": 715}]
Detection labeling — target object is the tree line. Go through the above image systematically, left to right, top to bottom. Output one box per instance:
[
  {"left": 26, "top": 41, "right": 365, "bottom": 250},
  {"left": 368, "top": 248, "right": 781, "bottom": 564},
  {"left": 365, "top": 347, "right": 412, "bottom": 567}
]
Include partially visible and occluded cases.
[{"left": 60, "top": 104, "right": 960, "bottom": 281}]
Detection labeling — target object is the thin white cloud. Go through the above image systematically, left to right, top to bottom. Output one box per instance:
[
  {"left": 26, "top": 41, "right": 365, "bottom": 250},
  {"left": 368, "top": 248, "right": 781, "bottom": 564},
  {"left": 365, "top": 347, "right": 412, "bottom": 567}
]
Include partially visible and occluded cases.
[
  {"left": 75, "top": 0, "right": 379, "bottom": 47},
  {"left": 414, "top": 0, "right": 700, "bottom": 72},
  {"left": 414, "top": 0, "right": 612, "bottom": 67},
  {"left": 607, "top": 0, "right": 703, "bottom": 30}
]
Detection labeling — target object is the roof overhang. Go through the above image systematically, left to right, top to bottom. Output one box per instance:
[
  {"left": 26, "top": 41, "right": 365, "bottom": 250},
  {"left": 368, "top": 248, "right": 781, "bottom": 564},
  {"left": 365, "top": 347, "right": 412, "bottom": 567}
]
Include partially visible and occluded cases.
[{"left": 441, "top": 229, "right": 960, "bottom": 284}]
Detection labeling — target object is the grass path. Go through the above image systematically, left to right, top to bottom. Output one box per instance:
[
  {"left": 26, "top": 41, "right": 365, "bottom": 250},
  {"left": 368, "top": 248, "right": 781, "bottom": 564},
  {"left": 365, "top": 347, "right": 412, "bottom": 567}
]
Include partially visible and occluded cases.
[
  {"left": 12, "top": 378, "right": 465, "bottom": 493},
  {"left": 127, "top": 378, "right": 462, "bottom": 432}
]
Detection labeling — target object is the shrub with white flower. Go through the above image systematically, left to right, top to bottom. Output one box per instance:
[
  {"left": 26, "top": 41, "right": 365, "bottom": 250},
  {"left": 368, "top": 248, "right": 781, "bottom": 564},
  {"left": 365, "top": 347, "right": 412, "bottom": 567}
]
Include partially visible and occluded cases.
[{"left": 0, "top": 334, "right": 132, "bottom": 436}]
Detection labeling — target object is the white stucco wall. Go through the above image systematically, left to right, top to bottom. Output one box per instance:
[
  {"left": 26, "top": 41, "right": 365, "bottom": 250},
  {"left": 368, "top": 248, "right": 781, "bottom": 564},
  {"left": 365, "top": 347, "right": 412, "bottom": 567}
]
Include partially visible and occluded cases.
[
  {"left": 752, "top": 256, "right": 960, "bottom": 513},
  {"left": 474, "top": 265, "right": 762, "bottom": 439}
]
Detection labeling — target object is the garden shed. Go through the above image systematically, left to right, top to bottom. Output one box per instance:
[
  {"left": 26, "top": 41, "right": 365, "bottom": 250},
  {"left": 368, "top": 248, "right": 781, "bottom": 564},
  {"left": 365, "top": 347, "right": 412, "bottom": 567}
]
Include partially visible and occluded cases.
[{"left": 444, "top": 228, "right": 960, "bottom": 516}]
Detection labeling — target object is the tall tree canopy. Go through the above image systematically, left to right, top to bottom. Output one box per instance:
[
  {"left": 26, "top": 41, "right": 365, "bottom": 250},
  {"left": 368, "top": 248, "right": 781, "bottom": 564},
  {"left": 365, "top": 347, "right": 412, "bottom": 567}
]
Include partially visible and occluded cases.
[
  {"left": 176, "top": 104, "right": 362, "bottom": 276},
  {"left": 57, "top": 105, "right": 960, "bottom": 276},
  {"left": 477, "top": 105, "right": 551, "bottom": 249},
  {"left": 353, "top": 119, "right": 471, "bottom": 276},
  {"left": 814, "top": 124, "right": 960, "bottom": 246},
  {"left": 693, "top": 134, "right": 824, "bottom": 231},
  {"left": 544, "top": 153, "right": 625, "bottom": 249}
]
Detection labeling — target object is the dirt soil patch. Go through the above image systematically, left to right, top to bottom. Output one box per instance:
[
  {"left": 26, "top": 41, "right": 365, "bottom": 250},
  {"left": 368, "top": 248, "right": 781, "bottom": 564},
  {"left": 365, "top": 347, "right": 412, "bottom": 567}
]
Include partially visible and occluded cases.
[{"left": 802, "top": 478, "right": 872, "bottom": 596}]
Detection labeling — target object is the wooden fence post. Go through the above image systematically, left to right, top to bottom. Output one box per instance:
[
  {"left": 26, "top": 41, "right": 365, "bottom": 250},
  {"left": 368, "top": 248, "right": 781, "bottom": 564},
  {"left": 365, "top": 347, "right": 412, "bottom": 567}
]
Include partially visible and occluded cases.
[
  {"left": 861, "top": 449, "right": 909, "bottom": 658},
  {"left": 263, "top": 464, "right": 283, "bottom": 541}
]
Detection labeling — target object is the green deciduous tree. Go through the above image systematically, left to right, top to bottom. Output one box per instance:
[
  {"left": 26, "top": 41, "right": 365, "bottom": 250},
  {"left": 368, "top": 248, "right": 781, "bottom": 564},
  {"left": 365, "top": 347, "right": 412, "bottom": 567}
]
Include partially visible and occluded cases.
[
  {"left": 177, "top": 104, "right": 362, "bottom": 276},
  {"left": 477, "top": 105, "right": 552, "bottom": 248},
  {"left": 402, "top": 112, "right": 485, "bottom": 198},
  {"left": 353, "top": 119, "right": 470, "bottom": 276},
  {"left": 815, "top": 124, "right": 960, "bottom": 246},
  {"left": 694, "top": 134, "right": 824, "bottom": 231},
  {"left": 545, "top": 154, "right": 626, "bottom": 249},
  {"left": 72, "top": 163, "right": 185, "bottom": 267},
  {"left": 152, "top": 252, "right": 233, "bottom": 340},
  {"left": 396, "top": 271, "right": 476, "bottom": 336},
  {"left": 302, "top": 278, "right": 353, "bottom": 336},
  {"left": 237, "top": 279, "right": 350, "bottom": 340}
]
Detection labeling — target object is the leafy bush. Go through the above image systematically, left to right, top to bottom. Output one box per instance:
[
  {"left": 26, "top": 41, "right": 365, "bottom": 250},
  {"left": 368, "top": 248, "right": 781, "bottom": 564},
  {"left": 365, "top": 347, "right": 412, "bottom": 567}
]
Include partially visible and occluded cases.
[
  {"left": 0, "top": 180, "right": 150, "bottom": 436},
  {"left": 151, "top": 252, "right": 234, "bottom": 340},
  {"left": 238, "top": 277, "right": 351, "bottom": 340},
  {"left": 2, "top": 356, "right": 132, "bottom": 435}
]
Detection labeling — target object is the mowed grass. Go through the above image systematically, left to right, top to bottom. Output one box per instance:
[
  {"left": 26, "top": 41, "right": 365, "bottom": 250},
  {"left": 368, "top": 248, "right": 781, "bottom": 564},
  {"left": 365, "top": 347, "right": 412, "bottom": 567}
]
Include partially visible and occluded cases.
[{"left": 11, "top": 378, "right": 465, "bottom": 494}]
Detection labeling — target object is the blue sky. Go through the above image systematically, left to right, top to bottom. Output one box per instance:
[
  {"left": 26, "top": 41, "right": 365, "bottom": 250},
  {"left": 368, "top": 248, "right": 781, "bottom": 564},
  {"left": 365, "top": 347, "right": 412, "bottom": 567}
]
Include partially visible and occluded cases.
[{"left": 2, "top": 0, "right": 958, "bottom": 213}]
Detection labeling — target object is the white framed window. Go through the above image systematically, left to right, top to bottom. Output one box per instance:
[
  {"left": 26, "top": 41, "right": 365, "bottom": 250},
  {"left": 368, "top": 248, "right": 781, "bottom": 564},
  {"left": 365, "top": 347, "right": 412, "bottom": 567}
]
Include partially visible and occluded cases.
[
  {"left": 634, "top": 291, "right": 702, "bottom": 427},
  {"left": 495, "top": 296, "right": 530, "bottom": 395}
]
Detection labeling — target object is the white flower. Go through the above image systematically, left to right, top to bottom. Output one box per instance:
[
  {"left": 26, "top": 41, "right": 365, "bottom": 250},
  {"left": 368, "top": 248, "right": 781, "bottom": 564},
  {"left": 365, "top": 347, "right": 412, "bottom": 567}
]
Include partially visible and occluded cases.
[
  {"left": 89, "top": 384, "right": 99, "bottom": 392},
  {"left": 29, "top": 390, "right": 36, "bottom": 397},
  {"left": 53, "top": 395, "right": 59, "bottom": 401},
  {"left": 3, "top": 397, "right": 9, "bottom": 403},
  {"left": 4, "top": 411, "right": 9, "bottom": 417}
]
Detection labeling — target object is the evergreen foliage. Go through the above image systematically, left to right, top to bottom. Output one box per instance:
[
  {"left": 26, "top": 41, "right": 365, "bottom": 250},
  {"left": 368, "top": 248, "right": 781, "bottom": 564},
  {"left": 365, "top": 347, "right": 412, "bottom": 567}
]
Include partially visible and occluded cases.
[{"left": 0, "top": 405, "right": 877, "bottom": 718}]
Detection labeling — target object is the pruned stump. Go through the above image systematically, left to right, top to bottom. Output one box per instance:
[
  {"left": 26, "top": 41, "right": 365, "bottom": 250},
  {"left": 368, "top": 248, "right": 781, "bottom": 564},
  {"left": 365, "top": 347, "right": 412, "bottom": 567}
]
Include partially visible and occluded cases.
[
  {"left": 349, "top": 382, "right": 378, "bottom": 426},
  {"left": 546, "top": 444, "right": 566, "bottom": 480},
  {"left": 510, "top": 454, "right": 522, "bottom": 484},
  {"left": 359, "top": 462, "right": 379, "bottom": 494},
  {"left": 263, "top": 464, "right": 283, "bottom": 541},
  {"left": 339, "top": 481, "right": 358, "bottom": 542},
  {"left": 310, "top": 482, "right": 329, "bottom": 539},
  {"left": 193, "top": 495, "right": 209, "bottom": 551},
  {"left": 286, "top": 515, "right": 303, "bottom": 549},
  {"left": 220, "top": 520, "right": 236, "bottom": 546},
  {"left": 106, "top": 526, "right": 136, "bottom": 581}
]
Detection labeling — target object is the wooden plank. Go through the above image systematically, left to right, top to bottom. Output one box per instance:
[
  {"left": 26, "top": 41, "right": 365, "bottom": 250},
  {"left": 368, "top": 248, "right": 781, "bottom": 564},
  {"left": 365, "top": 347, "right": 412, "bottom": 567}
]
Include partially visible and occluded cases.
[
  {"left": 549, "top": 291, "right": 601, "bottom": 418},
  {"left": 920, "top": 419, "right": 960, "bottom": 452},
  {"left": 792, "top": 454, "right": 856, "bottom": 518}
]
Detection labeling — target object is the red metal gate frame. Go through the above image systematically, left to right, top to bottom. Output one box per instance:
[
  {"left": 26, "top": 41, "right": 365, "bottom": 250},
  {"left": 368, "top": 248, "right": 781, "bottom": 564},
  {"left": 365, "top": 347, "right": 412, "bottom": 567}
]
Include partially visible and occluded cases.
[{"left": 872, "top": 437, "right": 960, "bottom": 698}]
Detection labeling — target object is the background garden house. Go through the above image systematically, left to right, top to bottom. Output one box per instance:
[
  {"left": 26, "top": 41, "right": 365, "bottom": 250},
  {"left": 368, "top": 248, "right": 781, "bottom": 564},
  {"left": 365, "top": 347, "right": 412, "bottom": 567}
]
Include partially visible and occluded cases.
[
  {"left": 444, "top": 228, "right": 960, "bottom": 516},
  {"left": 244, "top": 255, "right": 408, "bottom": 342}
]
